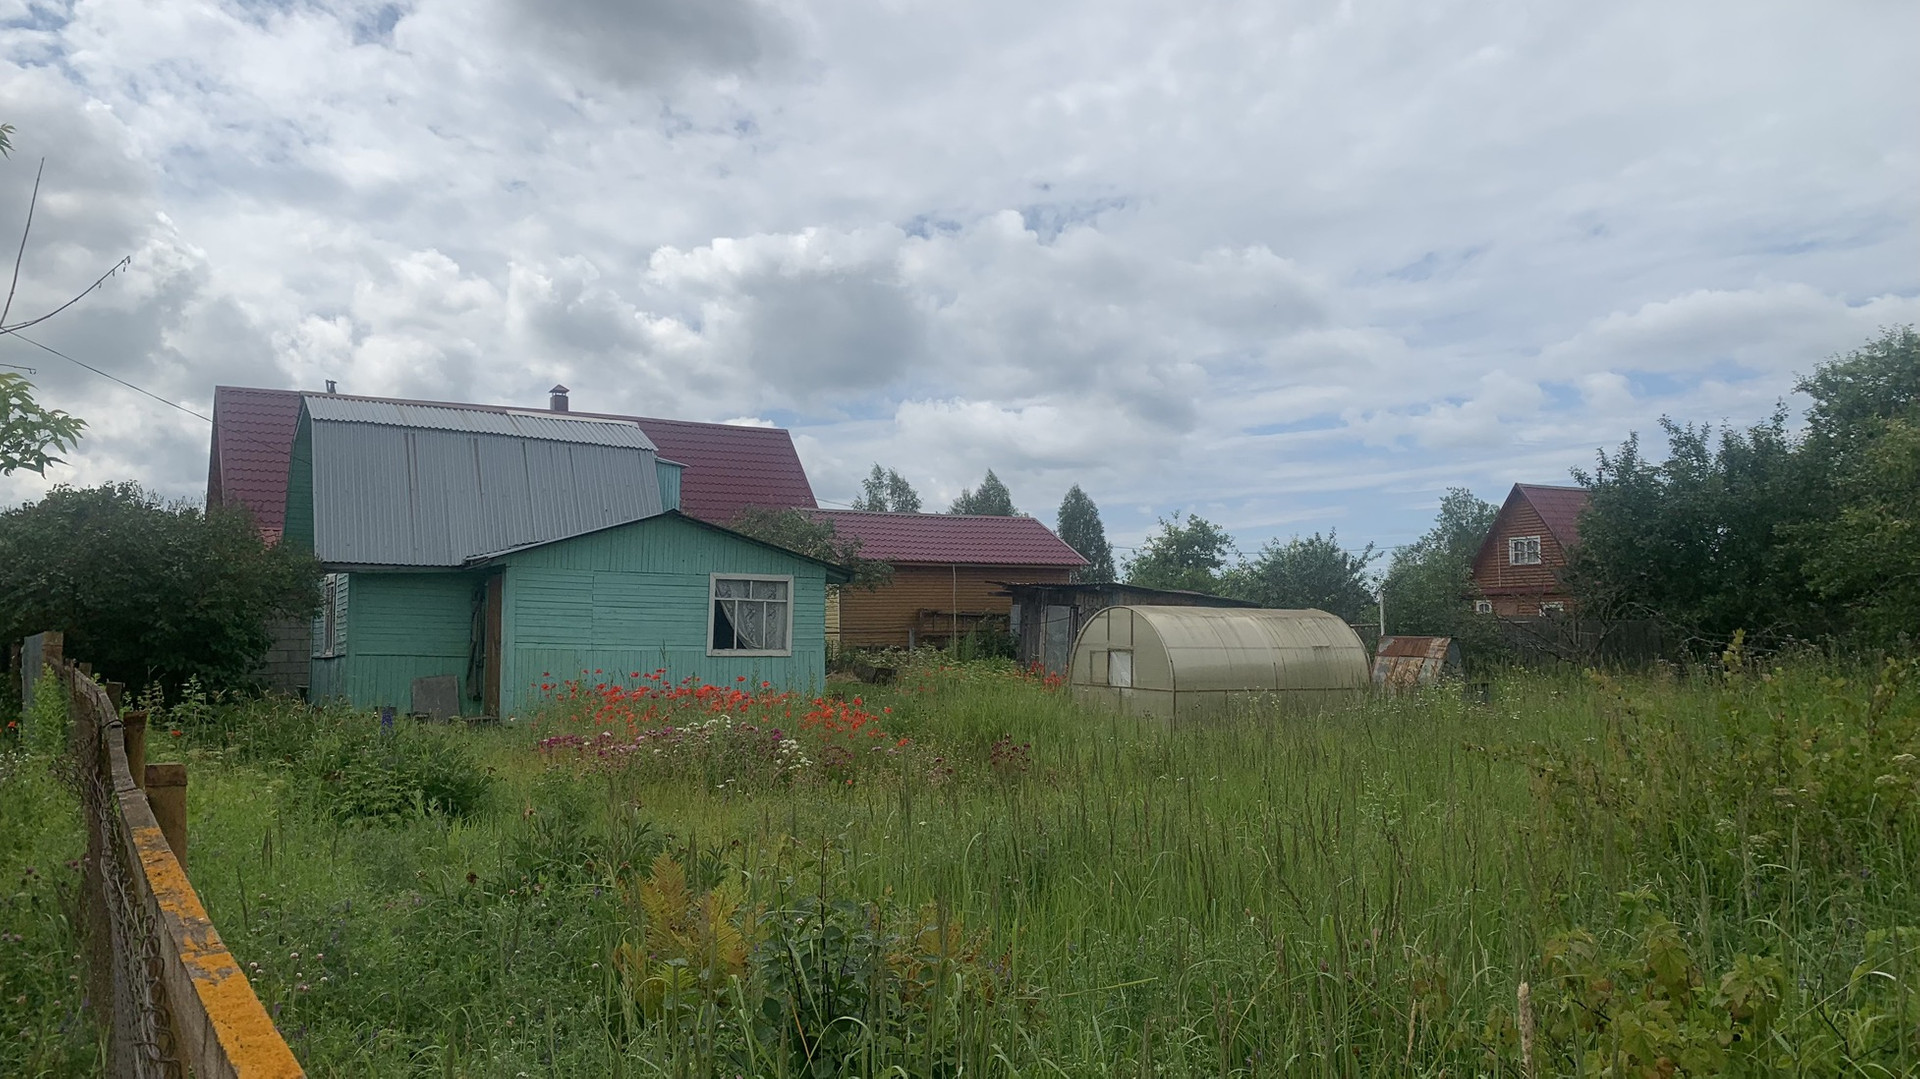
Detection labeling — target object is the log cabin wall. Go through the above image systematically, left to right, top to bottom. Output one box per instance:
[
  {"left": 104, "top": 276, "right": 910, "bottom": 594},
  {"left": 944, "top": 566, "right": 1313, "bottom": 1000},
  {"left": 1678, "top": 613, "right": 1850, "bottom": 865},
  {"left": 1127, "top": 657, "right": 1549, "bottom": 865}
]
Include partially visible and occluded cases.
[
  {"left": 1471, "top": 498, "right": 1576, "bottom": 616},
  {"left": 835, "top": 564, "right": 1075, "bottom": 648}
]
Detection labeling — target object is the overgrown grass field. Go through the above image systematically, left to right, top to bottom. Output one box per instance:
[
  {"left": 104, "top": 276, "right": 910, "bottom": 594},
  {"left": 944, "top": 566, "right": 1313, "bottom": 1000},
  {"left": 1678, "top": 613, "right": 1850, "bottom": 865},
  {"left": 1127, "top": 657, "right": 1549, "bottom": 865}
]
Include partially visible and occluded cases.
[{"left": 40, "top": 654, "right": 1920, "bottom": 1075}]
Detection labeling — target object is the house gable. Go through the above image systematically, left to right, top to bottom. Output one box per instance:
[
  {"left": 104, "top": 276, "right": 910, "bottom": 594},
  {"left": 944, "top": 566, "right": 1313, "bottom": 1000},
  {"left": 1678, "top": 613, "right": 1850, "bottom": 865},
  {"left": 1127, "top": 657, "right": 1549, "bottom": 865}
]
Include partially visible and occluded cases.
[
  {"left": 209, "top": 385, "right": 813, "bottom": 539},
  {"left": 289, "top": 397, "right": 666, "bottom": 568},
  {"left": 1471, "top": 484, "right": 1590, "bottom": 614},
  {"left": 488, "top": 513, "right": 833, "bottom": 715}
]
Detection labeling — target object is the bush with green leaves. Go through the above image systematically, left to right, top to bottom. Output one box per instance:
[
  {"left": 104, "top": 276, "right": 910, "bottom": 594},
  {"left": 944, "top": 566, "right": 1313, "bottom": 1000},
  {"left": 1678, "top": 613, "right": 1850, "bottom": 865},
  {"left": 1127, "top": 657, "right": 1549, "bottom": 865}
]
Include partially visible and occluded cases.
[
  {"left": 0, "top": 482, "right": 320, "bottom": 695},
  {"left": 296, "top": 718, "right": 493, "bottom": 825}
]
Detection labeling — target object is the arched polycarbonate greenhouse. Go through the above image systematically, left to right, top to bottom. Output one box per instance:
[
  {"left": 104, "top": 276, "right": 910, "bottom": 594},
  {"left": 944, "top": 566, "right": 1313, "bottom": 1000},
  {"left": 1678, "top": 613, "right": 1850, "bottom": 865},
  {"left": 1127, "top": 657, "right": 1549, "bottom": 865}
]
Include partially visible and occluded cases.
[{"left": 1068, "top": 606, "right": 1369, "bottom": 720}]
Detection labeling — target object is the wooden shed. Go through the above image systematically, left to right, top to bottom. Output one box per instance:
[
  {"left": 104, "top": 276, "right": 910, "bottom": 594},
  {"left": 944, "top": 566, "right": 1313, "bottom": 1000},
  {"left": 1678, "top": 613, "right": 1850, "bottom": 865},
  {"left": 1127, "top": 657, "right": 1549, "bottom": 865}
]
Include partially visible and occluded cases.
[
  {"left": 814, "top": 511, "right": 1088, "bottom": 649},
  {"left": 998, "top": 581, "right": 1256, "bottom": 674},
  {"left": 1068, "top": 606, "right": 1369, "bottom": 721},
  {"left": 1371, "top": 636, "right": 1464, "bottom": 691}
]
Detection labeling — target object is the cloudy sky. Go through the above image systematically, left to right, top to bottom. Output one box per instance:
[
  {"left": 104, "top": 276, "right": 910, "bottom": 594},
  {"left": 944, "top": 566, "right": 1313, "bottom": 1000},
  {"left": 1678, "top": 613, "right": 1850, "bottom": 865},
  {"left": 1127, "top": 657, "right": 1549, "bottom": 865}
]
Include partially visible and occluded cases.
[{"left": 1, "top": 0, "right": 1914, "bottom": 558}]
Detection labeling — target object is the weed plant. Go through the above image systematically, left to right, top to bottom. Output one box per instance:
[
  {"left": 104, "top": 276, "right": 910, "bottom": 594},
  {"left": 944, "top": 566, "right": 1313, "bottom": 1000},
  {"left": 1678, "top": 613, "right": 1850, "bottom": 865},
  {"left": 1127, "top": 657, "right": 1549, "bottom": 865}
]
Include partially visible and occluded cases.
[
  {"left": 150, "top": 653, "right": 1920, "bottom": 1076},
  {"left": 0, "top": 680, "right": 99, "bottom": 1077}
]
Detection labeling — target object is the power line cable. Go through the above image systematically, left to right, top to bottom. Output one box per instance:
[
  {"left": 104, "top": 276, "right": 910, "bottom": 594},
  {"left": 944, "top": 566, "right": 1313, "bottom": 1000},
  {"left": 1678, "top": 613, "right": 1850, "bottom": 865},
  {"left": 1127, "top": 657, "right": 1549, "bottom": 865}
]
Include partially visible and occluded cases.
[{"left": 7, "top": 333, "right": 210, "bottom": 422}]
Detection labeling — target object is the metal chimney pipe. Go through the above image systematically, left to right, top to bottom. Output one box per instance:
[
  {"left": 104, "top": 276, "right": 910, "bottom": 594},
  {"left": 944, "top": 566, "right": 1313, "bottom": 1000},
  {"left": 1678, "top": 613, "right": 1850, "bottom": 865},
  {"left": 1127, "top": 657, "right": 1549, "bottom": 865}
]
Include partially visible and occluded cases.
[
  {"left": 325, "top": 379, "right": 338, "bottom": 394},
  {"left": 549, "top": 384, "right": 570, "bottom": 412}
]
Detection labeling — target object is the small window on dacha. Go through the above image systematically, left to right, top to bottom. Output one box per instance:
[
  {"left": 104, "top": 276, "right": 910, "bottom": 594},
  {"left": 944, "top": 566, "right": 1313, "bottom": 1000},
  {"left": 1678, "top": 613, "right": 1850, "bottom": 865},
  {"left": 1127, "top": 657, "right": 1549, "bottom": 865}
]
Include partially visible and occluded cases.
[
  {"left": 1508, "top": 535, "right": 1542, "bottom": 566},
  {"left": 313, "top": 572, "right": 348, "bottom": 658},
  {"left": 711, "top": 576, "right": 792, "bottom": 654},
  {"left": 1473, "top": 599, "right": 1493, "bottom": 615}
]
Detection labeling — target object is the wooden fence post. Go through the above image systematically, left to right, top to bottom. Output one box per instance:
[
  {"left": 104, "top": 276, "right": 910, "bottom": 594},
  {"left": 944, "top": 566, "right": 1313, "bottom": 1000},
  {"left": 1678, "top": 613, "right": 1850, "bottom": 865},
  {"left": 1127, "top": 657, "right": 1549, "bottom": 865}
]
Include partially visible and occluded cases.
[
  {"left": 123, "top": 712, "right": 148, "bottom": 792},
  {"left": 144, "top": 764, "right": 188, "bottom": 868}
]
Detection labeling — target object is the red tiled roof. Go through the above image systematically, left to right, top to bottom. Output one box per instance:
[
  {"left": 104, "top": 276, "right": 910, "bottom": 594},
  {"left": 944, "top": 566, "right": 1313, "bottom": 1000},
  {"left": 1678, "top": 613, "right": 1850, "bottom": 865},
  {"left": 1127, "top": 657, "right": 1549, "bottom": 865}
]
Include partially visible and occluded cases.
[
  {"left": 206, "top": 386, "right": 816, "bottom": 533},
  {"left": 208, "top": 386, "right": 305, "bottom": 534},
  {"left": 628, "top": 416, "right": 816, "bottom": 523},
  {"left": 1515, "top": 484, "right": 1591, "bottom": 548},
  {"left": 816, "top": 510, "right": 1089, "bottom": 567}
]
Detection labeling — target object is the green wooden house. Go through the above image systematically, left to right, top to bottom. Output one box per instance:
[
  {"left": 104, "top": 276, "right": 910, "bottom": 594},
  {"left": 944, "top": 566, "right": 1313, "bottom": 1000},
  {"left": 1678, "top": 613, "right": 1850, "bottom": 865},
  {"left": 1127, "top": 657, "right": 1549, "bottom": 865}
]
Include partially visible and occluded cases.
[{"left": 283, "top": 395, "right": 844, "bottom": 717}]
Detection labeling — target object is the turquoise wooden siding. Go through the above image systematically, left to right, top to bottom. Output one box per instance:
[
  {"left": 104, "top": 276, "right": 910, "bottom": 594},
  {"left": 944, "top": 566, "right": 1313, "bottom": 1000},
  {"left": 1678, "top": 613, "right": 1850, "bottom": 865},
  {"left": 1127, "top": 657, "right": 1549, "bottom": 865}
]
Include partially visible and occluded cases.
[
  {"left": 283, "top": 420, "right": 314, "bottom": 550},
  {"left": 656, "top": 460, "right": 683, "bottom": 512},
  {"left": 496, "top": 514, "right": 829, "bottom": 717},
  {"left": 308, "top": 571, "right": 480, "bottom": 714}
]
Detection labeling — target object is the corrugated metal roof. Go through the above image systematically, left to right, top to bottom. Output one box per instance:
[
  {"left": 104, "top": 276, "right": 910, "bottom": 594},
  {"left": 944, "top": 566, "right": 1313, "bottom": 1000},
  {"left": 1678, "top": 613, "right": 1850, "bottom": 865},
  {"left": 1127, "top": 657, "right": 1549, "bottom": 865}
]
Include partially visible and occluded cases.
[
  {"left": 206, "top": 387, "right": 814, "bottom": 537},
  {"left": 303, "top": 395, "right": 658, "bottom": 449},
  {"left": 304, "top": 412, "right": 663, "bottom": 567},
  {"left": 815, "top": 510, "right": 1089, "bottom": 567},
  {"left": 995, "top": 581, "right": 1257, "bottom": 607},
  {"left": 1372, "top": 635, "right": 1463, "bottom": 691}
]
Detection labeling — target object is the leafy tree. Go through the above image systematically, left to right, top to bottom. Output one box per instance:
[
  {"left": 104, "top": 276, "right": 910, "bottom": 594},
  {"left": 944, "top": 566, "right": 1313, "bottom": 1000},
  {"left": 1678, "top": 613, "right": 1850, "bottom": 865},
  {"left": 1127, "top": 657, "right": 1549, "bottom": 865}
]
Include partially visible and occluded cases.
[
  {"left": 1796, "top": 326, "right": 1920, "bottom": 459},
  {"left": 1783, "top": 327, "right": 1920, "bottom": 640},
  {"left": 1562, "top": 328, "right": 1920, "bottom": 652},
  {"left": 0, "top": 373, "right": 85, "bottom": 476},
  {"left": 1567, "top": 414, "right": 1815, "bottom": 647},
  {"left": 1793, "top": 418, "right": 1920, "bottom": 640},
  {"left": 851, "top": 464, "right": 922, "bottom": 513},
  {"left": 884, "top": 469, "right": 921, "bottom": 514},
  {"left": 948, "top": 469, "right": 1017, "bottom": 516},
  {"left": 0, "top": 483, "right": 321, "bottom": 693},
  {"left": 1056, "top": 484, "right": 1115, "bottom": 582},
  {"left": 1380, "top": 488, "right": 1498, "bottom": 635},
  {"left": 727, "top": 507, "right": 892, "bottom": 589},
  {"left": 1125, "top": 512, "right": 1235, "bottom": 594},
  {"left": 1227, "top": 531, "right": 1379, "bottom": 623}
]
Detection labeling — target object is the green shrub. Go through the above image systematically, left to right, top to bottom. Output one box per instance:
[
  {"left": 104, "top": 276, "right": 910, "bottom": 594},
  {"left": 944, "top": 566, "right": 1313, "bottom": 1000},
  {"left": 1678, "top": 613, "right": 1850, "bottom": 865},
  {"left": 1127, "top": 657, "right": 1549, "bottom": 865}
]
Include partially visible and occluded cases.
[
  {"left": 22, "top": 667, "right": 68, "bottom": 759},
  {"left": 142, "top": 680, "right": 331, "bottom": 766},
  {"left": 297, "top": 718, "right": 492, "bottom": 825}
]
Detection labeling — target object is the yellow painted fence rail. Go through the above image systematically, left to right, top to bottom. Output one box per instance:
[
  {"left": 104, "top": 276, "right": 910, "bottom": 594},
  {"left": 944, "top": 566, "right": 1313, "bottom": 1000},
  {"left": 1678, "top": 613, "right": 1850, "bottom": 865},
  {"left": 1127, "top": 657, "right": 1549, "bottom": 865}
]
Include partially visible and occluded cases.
[{"left": 42, "top": 638, "right": 306, "bottom": 1078}]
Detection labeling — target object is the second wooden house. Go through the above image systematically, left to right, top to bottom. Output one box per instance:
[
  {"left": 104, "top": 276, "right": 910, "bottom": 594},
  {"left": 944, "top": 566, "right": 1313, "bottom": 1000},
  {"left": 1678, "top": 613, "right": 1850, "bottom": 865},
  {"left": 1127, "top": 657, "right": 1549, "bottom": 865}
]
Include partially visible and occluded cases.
[
  {"left": 1470, "top": 483, "right": 1591, "bottom": 617},
  {"left": 815, "top": 511, "right": 1088, "bottom": 650}
]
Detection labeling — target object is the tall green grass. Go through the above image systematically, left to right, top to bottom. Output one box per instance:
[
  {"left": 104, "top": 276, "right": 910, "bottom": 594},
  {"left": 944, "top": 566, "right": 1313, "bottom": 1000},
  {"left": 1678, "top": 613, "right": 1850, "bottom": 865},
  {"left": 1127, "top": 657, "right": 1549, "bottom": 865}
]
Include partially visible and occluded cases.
[
  {"left": 166, "top": 658, "right": 1919, "bottom": 1076},
  {"left": 0, "top": 679, "right": 99, "bottom": 1077}
]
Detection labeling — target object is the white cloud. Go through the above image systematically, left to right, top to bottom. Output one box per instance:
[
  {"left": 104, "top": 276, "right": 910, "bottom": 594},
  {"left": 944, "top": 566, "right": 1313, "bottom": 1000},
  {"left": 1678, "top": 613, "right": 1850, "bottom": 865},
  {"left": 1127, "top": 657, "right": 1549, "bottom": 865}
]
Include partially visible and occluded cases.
[{"left": 0, "top": 0, "right": 1913, "bottom": 556}]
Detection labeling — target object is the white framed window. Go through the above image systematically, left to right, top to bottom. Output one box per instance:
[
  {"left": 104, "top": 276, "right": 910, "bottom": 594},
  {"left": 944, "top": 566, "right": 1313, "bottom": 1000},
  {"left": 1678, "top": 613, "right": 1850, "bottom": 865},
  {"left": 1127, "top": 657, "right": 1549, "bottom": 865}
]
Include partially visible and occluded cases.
[
  {"left": 1508, "top": 535, "right": 1543, "bottom": 566},
  {"left": 313, "top": 572, "right": 348, "bottom": 658},
  {"left": 709, "top": 574, "right": 794, "bottom": 656},
  {"left": 1473, "top": 599, "right": 1493, "bottom": 615},
  {"left": 1540, "top": 601, "right": 1566, "bottom": 615},
  {"left": 1108, "top": 649, "right": 1134, "bottom": 688}
]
